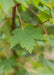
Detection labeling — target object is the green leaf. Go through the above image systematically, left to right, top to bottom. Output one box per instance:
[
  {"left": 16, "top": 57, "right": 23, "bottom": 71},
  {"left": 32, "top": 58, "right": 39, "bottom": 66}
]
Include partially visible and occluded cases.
[
  {"left": 0, "top": 0, "right": 14, "bottom": 12},
  {"left": 32, "top": 0, "right": 40, "bottom": 7},
  {"left": 39, "top": 12, "right": 50, "bottom": 22},
  {"left": 10, "top": 26, "right": 42, "bottom": 53},
  {"left": 46, "top": 35, "right": 54, "bottom": 46},
  {"left": 0, "top": 58, "right": 18, "bottom": 71}
]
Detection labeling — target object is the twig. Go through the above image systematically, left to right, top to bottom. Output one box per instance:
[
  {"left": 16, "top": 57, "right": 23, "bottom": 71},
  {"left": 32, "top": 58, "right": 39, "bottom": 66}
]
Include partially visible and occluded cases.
[
  {"left": 16, "top": 6, "right": 23, "bottom": 29},
  {"left": 27, "top": 7, "right": 39, "bottom": 16},
  {"left": 0, "top": 18, "right": 11, "bottom": 28},
  {"left": 34, "top": 19, "right": 49, "bottom": 28},
  {"left": 34, "top": 20, "right": 48, "bottom": 35},
  {"left": 39, "top": 24, "right": 48, "bottom": 35}
]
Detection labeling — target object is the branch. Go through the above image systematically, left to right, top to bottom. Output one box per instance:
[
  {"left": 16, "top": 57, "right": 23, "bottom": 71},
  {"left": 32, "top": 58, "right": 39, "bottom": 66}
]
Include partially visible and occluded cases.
[
  {"left": 11, "top": 2, "right": 19, "bottom": 58},
  {"left": 11, "top": 3, "right": 21, "bottom": 31},
  {"left": 12, "top": 3, "right": 48, "bottom": 35},
  {"left": 14, "top": 3, "right": 49, "bottom": 30},
  {"left": 11, "top": 6, "right": 16, "bottom": 30},
  {"left": 16, "top": 6, "right": 23, "bottom": 29},
  {"left": 0, "top": 18, "right": 11, "bottom": 28}
]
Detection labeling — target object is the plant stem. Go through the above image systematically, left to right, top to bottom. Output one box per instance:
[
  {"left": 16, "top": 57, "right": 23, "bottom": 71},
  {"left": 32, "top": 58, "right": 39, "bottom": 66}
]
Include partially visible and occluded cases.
[
  {"left": 11, "top": 3, "right": 21, "bottom": 30},
  {"left": 16, "top": 6, "right": 23, "bottom": 29},
  {"left": 27, "top": 7, "right": 39, "bottom": 16},
  {"left": 39, "top": 24, "right": 48, "bottom": 35}
]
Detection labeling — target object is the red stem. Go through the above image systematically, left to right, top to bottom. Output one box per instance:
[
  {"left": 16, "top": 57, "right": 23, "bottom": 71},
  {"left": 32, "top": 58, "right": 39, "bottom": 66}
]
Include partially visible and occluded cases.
[
  {"left": 16, "top": 6, "right": 23, "bottom": 29},
  {"left": 27, "top": 7, "right": 39, "bottom": 16},
  {"left": 39, "top": 24, "right": 48, "bottom": 35}
]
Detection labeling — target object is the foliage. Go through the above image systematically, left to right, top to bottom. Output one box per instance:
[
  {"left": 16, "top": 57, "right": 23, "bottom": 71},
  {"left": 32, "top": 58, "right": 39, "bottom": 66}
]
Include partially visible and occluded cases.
[{"left": 0, "top": 0, "right": 54, "bottom": 75}]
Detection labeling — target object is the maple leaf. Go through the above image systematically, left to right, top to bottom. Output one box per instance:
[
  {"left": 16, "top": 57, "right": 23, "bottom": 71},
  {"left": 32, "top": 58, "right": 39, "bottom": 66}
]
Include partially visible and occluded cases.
[{"left": 10, "top": 26, "right": 42, "bottom": 53}]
